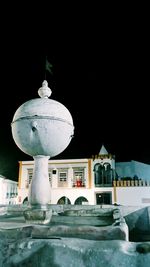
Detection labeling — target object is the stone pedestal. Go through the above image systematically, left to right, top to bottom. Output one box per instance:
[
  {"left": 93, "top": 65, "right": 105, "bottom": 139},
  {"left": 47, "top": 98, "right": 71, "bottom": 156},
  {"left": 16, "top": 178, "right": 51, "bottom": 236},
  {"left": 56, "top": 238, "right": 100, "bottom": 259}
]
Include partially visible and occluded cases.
[{"left": 23, "top": 207, "right": 52, "bottom": 225}]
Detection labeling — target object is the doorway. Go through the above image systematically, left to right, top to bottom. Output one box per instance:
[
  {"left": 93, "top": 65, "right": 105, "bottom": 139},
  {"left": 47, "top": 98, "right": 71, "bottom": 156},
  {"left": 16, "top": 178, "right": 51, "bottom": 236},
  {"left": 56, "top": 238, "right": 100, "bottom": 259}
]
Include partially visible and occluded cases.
[{"left": 96, "top": 192, "right": 112, "bottom": 204}]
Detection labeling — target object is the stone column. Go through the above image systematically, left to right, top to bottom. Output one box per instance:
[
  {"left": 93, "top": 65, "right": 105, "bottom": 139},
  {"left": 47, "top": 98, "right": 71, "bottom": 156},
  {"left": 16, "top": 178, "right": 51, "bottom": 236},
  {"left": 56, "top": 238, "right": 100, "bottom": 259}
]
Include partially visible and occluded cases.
[
  {"left": 24, "top": 155, "right": 52, "bottom": 224},
  {"left": 28, "top": 155, "right": 51, "bottom": 208}
]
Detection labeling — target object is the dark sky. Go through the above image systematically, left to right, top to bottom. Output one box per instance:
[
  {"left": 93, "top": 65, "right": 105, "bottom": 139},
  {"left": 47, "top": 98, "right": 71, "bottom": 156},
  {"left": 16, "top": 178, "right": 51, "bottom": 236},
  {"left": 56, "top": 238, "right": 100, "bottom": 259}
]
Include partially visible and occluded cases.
[{"left": 0, "top": 7, "right": 149, "bottom": 180}]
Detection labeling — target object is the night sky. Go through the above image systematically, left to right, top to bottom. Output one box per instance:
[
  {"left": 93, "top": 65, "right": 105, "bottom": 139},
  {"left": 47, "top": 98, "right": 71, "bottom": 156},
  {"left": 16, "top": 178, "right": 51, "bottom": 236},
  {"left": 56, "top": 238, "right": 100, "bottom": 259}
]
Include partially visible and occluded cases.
[{"left": 0, "top": 8, "right": 149, "bottom": 180}]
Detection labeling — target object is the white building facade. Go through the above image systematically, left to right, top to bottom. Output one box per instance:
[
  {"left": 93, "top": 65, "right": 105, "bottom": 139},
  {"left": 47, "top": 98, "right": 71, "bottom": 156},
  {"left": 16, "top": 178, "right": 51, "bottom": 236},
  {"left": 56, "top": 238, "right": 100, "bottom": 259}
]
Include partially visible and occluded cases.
[
  {"left": 17, "top": 145, "right": 150, "bottom": 206},
  {"left": 0, "top": 175, "right": 18, "bottom": 205}
]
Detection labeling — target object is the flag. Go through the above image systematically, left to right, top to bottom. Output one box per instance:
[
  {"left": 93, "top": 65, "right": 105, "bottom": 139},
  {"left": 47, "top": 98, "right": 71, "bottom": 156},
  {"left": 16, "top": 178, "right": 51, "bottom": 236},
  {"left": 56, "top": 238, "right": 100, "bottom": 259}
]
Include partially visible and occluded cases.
[{"left": 45, "top": 59, "right": 53, "bottom": 75}]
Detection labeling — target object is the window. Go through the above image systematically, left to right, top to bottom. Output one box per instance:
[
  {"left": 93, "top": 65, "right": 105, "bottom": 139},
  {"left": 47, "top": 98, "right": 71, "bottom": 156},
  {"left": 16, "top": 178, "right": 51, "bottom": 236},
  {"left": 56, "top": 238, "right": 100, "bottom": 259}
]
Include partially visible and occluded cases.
[
  {"left": 94, "top": 163, "right": 114, "bottom": 186},
  {"left": 27, "top": 168, "right": 52, "bottom": 187},
  {"left": 73, "top": 168, "right": 85, "bottom": 187},
  {"left": 27, "top": 169, "right": 33, "bottom": 188},
  {"left": 48, "top": 169, "right": 52, "bottom": 185},
  {"left": 58, "top": 169, "right": 68, "bottom": 187},
  {"left": 59, "top": 172, "right": 67, "bottom": 182},
  {"left": 57, "top": 196, "right": 71, "bottom": 204},
  {"left": 74, "top": 196, "right": 88, "bottom": 205}
]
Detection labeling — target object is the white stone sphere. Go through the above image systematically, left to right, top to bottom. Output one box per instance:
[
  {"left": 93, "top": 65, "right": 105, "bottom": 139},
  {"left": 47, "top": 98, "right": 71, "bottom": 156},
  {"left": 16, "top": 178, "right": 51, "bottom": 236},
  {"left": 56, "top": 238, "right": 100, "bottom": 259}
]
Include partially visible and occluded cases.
[{"left": 11, "top": 82, "right": 74, "bottom": 157}]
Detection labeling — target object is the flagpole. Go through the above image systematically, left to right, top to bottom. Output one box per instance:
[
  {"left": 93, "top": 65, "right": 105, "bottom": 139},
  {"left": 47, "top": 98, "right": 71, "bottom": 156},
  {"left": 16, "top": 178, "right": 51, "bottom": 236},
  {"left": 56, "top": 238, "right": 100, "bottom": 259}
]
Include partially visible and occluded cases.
[
  {"left": 44, "top": 56, "right": 47, "bottom": 80},
  {"left": 45, "top": 57, "right": 53, "bottom": 78}
]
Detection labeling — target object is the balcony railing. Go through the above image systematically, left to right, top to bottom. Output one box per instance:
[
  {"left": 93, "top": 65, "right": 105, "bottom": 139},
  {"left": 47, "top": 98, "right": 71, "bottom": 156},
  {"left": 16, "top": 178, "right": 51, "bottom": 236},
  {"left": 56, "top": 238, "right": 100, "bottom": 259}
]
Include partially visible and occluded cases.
[
  {"left": 72, "top": 180, "right": 86, "bottom": 187},
  {"left": 113, "top": 180, "right": 150, "bottom": 187}
]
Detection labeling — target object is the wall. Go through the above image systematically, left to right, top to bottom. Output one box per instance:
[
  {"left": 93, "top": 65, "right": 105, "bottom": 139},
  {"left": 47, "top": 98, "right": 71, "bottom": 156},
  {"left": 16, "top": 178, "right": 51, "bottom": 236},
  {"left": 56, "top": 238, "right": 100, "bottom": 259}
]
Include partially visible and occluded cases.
[{"left": 116, "top": 186, "right": 150, "bottom": 206}]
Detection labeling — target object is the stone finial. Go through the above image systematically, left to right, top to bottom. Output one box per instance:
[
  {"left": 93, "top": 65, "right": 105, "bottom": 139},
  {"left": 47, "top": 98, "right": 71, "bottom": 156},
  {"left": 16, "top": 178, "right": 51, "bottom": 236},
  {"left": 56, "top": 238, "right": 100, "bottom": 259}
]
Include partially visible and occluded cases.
[{"left": 38, "top": 80, "right": 52, "bottom": 98}]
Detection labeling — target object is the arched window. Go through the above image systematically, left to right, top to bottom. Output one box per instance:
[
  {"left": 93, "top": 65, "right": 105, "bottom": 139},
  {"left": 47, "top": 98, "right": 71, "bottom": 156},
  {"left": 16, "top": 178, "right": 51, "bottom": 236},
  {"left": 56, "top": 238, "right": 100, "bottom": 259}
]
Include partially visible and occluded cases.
[
  {"left": 93, "top": 163, "right": 101, "bottom": 172},
  {"left": 94, "top": 163, "right": 113, "bottom": 186},
  {"left": 94, "top": 163, "right": 101, "bottom": 185},
  {"left": 94, "top": 163, "right": 105, "bottom": 185},
  {"left": 104, "top": 163, "right": 112, "bottom": 184},
  {"left": 57, "top": 196, "right": 71, "bottom": 204},
  {"left": 74, "top": 196, "right": 88, "bottom": 205},
  {"left": 23, "top": 197, "right": 29, "bottom": 205}
]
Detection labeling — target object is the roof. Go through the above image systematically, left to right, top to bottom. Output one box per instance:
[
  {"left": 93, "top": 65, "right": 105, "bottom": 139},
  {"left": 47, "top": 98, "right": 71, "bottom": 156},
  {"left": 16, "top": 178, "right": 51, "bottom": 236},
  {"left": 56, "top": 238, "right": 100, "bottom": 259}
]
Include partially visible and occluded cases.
[{"left": 99, "top": 145, "right": 108, "bottom": 155}]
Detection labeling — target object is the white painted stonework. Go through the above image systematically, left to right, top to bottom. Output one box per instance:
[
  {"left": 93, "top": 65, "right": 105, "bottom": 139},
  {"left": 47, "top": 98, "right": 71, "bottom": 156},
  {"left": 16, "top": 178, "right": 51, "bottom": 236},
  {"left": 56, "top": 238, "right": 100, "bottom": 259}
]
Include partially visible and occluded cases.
[
  {"left": 11, "top": 81, "right": 74, "bottom": 208},
  {"left": 11, "top": 81, "right": 74, "bottom": 158},
  {"left": 17, "top": 154, "right": 150, "bottom": 207},
  {"left": 28, "top": 156, "right": 51, "bottom": 206},
  {"left": 0, "top": 175, "right": 18, "bottom": 205}
]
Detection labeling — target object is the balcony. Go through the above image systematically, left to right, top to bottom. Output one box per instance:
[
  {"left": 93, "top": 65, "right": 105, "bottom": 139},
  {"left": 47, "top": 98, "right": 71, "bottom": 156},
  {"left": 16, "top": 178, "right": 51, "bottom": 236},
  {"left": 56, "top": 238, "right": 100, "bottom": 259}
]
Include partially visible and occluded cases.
[{"left": 73, "top": 180, "right": 86, "bottom": 188}]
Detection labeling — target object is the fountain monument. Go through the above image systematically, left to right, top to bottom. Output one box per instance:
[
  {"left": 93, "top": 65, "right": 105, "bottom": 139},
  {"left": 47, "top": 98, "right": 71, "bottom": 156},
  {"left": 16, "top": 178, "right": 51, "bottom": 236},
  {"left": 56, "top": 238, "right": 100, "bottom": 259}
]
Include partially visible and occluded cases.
[{"left": 11, "top": 80, "right": 74, "bottom": 223}]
